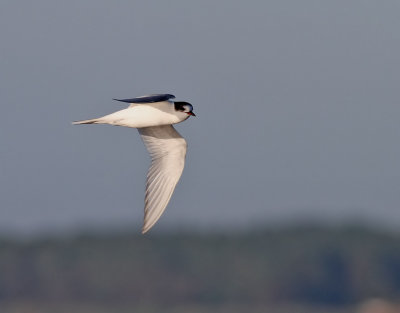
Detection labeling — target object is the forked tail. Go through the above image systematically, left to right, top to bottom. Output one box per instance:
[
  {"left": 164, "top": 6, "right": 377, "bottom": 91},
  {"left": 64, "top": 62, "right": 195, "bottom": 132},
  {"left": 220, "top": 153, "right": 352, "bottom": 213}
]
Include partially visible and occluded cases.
[{"left": 72, "top": 118, "right": 99, "bottom": 125}]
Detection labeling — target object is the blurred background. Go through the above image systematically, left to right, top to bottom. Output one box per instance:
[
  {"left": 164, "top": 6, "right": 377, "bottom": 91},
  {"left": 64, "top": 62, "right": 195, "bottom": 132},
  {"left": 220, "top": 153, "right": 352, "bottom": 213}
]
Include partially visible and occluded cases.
[{"left": 1, "top": 1, "right": 399, "bottom": 312}]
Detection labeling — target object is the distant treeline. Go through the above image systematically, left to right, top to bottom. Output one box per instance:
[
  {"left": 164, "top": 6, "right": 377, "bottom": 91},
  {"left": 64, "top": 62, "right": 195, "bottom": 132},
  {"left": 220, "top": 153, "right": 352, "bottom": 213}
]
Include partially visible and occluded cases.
[{"left": 0, "top": 226, "right": 399, "bottom": 307}]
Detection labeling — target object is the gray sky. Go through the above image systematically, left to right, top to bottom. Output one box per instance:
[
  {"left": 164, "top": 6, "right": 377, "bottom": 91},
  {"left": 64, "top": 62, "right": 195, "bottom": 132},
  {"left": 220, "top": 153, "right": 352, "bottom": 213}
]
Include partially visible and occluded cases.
[{"left": 1, "top": 1, "right": 400, "bottom": 235}]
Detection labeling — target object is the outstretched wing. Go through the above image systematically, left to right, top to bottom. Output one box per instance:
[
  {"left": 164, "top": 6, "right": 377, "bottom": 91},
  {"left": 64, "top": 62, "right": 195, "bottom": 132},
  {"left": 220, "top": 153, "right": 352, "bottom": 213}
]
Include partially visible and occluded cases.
[
  {"left": 114, "top": 94, "right": 175, "bottom": 104},
  {"left": 138, "top": 125, "right": 187, "bottom": 233}
]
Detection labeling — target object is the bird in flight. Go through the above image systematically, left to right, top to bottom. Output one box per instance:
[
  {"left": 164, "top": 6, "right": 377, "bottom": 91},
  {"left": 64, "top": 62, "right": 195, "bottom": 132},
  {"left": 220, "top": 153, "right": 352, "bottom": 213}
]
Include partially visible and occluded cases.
[{"left": 73, "top": 94, "right": 196, "bottom": 233}]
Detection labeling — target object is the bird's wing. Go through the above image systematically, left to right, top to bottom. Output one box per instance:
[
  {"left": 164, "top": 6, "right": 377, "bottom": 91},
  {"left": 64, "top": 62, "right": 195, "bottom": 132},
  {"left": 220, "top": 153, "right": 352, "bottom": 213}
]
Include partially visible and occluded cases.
[
  {"left": 114, "top": 94, "right": 175, "bottom": 104},
  {"left": 138, "top": 125, "right": 187, "bottom": 233}
]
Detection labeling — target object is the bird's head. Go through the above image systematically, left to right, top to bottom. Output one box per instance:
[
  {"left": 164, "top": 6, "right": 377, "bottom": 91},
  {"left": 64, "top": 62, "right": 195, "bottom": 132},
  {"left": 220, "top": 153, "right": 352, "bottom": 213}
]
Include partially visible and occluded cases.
[{"left": 174, "top": 101, "right": 196, "bottom": 117}]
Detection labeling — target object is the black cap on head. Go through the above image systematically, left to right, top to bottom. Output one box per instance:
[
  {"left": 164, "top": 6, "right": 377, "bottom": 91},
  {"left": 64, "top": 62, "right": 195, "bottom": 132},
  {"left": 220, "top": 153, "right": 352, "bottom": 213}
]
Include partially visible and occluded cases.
[
  {"left": 174, "top": 101, "right": 190, "bottom": 111},
  {"left": 175, "top": 101, "right": 194, "bottom": 111}
]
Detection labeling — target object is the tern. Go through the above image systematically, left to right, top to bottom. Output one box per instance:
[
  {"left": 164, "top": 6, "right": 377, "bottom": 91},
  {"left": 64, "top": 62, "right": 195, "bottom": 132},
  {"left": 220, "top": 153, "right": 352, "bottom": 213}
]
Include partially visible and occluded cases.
[{"left": 73, "top": 94, "right": 195, "bottom": 233}]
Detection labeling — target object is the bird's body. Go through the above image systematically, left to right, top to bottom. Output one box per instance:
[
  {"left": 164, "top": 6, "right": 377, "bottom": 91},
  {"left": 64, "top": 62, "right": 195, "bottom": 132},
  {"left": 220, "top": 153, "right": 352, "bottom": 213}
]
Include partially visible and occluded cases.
[
  {"left": 73, "top": 94, "right": 195, "bottom": 233},
  {"left": 73, "top": 101, "right": 189, "bottom": 128}
]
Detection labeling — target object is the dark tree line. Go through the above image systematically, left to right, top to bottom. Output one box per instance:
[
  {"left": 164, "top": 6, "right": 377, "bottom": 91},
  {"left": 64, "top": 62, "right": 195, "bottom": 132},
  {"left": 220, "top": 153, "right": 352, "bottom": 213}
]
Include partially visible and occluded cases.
[{"left": 0, "top": 226, "right": 399, "bottom": 307}]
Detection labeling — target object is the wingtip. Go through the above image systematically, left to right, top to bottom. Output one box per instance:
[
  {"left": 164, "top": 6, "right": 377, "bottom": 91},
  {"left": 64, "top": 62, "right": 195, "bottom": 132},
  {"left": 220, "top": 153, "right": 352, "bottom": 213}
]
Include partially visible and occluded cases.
[{"left": 142, "top": 220, "right": 156, "bottom": 234}]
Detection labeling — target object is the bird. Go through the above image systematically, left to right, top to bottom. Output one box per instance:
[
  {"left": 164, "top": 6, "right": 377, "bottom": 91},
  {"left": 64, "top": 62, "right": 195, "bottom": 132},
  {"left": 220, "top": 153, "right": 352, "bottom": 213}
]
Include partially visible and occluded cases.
[{"left": 73, "top": 94, "right": 196, "bottom": 233}]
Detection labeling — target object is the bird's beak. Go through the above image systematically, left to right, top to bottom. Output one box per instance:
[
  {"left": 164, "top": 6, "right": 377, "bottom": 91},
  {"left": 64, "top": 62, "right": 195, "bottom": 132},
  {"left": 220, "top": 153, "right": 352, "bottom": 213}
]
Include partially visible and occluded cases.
[{"left": 187, "top": 112, "right": 196, "bottom": 116}]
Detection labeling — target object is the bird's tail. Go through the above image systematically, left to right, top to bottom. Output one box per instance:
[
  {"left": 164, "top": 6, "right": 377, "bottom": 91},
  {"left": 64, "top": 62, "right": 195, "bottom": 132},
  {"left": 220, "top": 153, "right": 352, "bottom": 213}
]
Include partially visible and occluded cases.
[{"left": 72, "top": 118, "right": 100, "bottom": 125}]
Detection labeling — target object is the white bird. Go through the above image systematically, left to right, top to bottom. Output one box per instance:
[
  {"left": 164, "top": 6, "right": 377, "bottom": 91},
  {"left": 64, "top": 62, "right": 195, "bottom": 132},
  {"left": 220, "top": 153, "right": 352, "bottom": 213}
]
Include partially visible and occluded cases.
[{"left": 73, "top": 94, "right": 196, "bottom": 233}]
